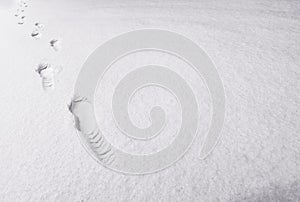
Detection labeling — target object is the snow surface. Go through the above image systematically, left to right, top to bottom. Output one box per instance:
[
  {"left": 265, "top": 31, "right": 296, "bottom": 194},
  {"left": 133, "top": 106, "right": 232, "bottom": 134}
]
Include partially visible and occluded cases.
[{"left": 0, "top": 0, "right": 299, "bottom": 201}]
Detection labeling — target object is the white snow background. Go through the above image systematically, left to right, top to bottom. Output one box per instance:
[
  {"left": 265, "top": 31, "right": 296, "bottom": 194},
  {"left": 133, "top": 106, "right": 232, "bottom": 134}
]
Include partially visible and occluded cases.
[{"left": 0, "top": 0, "right": 299, "bottom": 201}]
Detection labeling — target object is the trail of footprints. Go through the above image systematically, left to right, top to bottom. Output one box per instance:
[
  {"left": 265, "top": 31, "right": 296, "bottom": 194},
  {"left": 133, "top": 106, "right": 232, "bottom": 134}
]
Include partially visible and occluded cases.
[
  {"left": 14, "top": 0, "right": 63, "bottom": 91},
  {"left": 14, "top": 0, "right": 115, "bottom": 165},
  {"left": 15, "top": 0, "right": 27, "bottom": 24}
]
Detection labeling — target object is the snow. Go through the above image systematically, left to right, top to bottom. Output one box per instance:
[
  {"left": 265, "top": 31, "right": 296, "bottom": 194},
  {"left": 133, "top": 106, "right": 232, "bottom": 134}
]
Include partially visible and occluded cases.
[{"left": 0, "top": 0, "right": 299, "bottom": 201}]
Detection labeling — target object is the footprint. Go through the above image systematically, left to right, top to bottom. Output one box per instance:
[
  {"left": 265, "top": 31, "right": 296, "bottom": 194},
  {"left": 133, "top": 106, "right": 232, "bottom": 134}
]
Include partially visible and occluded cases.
[
  {"left": 18, "top": 18, "right": 25, "bottom": 25},
  {"left": 31, "top": 23, "right": 44, "bottom": 39},
  {"left": 35, "top": 23, "right": 44, "bottom": 29},
  {"left": 31, "top": 30, "right": 42, "bottom": 39},
  {"left": 50, "top": 39, "right": 62, "bottom": 51},
  {"left": 36, "top": 61, "right": 62, "bottom": 91}
]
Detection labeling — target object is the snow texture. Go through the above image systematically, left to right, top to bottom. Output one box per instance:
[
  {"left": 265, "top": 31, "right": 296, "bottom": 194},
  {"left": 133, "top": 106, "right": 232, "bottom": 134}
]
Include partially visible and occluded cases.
[{"left": 0, "top": 0, "right": 299, "bottom": 201}]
